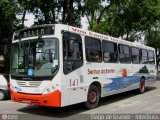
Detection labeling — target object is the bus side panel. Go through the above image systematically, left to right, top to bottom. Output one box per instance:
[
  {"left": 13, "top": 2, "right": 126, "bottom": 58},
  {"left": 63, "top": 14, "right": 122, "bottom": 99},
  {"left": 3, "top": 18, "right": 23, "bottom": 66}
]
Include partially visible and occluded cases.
[
  {"left": 60, "top": 61, "right": 157, "bottom": 107},
  {"left": 85, "top": 63, "right": 157, "bottom": 98},
  {"left": 145, "top": 64, "right": 157, "bottom": 86}
]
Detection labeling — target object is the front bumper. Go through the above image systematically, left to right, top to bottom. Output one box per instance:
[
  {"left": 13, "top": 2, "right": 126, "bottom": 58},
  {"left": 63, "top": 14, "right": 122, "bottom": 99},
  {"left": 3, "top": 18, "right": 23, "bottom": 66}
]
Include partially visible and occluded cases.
[{"left": 10, "top": 89, "right": 61, "bottom": 107}]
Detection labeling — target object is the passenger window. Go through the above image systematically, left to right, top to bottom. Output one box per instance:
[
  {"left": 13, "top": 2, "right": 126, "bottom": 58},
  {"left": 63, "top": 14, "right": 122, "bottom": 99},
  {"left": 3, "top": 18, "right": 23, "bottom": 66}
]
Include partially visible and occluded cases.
[
  {"left": 63, "top": 32, "right": 83, "bottom": 74},
  {"left": 85, "top": 36, "right": 101, "bottom": 62},
  {"left": 102, "top": 41, "right": 118, "bottom": 63},
  {"left": 119, "top": 44, "right": 131, "bottom": 63},
  {"left": 131, "top": 47, "right": 140, "bottom": 64},
  {"left": 140, "top": 49, "right": 148, "bottom": 64},
  {"left": 148, "top": 50, "right": 155, "bottom": 64}
]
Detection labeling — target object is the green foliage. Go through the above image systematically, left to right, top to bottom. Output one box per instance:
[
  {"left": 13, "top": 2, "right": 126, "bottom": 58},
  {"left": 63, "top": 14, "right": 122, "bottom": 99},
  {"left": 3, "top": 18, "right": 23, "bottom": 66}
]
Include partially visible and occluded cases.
[
  {"left": 0, "top": 0, "right": 18, "bottom": 43},
  {"left": 1, "top": 0, "right": 160, "bottom": 49},
  {"left": 82, "top": 0, "right": 109, "bottom": 31},
  {"left": 91, "top": 0, "right": 160, "bottom": 48},
  {"left": 146, "top": 30, "right": 160, "bottom": 48}
]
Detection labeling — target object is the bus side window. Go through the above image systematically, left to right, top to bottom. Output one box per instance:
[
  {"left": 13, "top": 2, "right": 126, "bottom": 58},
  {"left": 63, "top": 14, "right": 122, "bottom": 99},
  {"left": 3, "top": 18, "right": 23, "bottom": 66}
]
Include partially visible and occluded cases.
[
  {"left": 63, "top": 32, "right": 83, "bottom": 74},
  {"left": 85, "top": 36, "right": 101, "bottom": 62},
  {"left": 102, "top": 40, "right": 118, "bottom": 63},
  {"left": 119, "top": 44, "right": 131, "bottom": 63},
  {"left": 131, "top": 47, "right": 140, "bottom": 64},
  {"left": 140, "top": 49, "right": 148, "bottom": 64},
  {"left": 148, "top": 50, "right": 155, "bottom": 64}
]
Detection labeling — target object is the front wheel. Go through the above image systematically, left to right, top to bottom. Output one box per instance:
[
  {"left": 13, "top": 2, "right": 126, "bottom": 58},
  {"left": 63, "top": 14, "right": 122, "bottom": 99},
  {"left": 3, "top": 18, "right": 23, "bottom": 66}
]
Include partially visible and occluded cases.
[
  {"left": 139, "top": 78, "right": 145, "bottom": 94},
  {"left": 84, "top": 85, "right": 100, "bottom": 109},
  {"left": 0, "top": 90, "right": 6, "bottom": 101}
]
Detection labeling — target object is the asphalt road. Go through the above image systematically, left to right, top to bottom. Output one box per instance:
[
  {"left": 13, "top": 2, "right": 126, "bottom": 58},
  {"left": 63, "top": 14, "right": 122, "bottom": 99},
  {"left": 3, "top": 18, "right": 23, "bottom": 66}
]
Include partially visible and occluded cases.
[{"left": 0, "top": 80, "right": 160, "bottom": 120}]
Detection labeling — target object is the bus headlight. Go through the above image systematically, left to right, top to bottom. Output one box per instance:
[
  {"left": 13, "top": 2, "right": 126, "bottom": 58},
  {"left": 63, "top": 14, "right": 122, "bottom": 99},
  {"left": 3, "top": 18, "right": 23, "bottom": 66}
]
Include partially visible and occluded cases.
[{"left": 43, "top": 85, "right": 56, "bottom": 94}]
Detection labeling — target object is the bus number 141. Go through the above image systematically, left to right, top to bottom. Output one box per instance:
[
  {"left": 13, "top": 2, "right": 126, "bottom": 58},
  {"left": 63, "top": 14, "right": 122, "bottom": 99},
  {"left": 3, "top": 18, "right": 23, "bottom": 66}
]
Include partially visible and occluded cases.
[{"left": 70, "top": 79, "right": 79, "bottom": 87}]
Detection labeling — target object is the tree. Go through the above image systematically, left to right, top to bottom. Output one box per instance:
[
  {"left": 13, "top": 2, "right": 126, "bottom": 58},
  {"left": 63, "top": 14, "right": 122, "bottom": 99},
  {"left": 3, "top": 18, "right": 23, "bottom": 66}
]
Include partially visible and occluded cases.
[
  {"left": 0, "top": 0, "right": 18, "bottom": 43},
  {"left": 18, "top": 0, "right": 82, "bottom": 27},
  {"left": 61, "top": 0, "right": 82, "bottom": 27},
  {"left": 82, "top": 0, "right": 111, "bottom": 31},
  {"left": 92, "top": 0, "right": 160, "bottom": 44},
  {"left": 145, "top": 22, "right": 160, "bottom": 48}
]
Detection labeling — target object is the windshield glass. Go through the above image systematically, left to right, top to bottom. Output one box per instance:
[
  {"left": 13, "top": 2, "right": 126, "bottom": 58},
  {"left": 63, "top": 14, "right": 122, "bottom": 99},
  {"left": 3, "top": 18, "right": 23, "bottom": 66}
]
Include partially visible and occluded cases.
[{"left": 11, "top": 38, "right": 59, "bottom": 76}]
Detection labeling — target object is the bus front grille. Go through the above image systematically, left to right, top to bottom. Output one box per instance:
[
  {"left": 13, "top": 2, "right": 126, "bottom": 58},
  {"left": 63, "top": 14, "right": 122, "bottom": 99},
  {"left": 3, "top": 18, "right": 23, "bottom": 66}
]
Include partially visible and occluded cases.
[{"left": 16, "top": 81, "right": 42, "bottom": 88}]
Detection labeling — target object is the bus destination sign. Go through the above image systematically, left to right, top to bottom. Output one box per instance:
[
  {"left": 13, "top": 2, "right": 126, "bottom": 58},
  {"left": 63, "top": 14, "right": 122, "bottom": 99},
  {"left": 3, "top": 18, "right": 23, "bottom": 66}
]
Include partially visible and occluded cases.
[{"left": 14, "top": 26, "right": 55, "bottom": 40}]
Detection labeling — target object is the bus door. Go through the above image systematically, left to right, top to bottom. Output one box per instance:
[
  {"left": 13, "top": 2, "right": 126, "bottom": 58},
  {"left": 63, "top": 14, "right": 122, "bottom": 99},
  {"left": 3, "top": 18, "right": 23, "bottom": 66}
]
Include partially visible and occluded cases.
[{"left": 62, "top": 31, "right": 86, "bottom": 104}]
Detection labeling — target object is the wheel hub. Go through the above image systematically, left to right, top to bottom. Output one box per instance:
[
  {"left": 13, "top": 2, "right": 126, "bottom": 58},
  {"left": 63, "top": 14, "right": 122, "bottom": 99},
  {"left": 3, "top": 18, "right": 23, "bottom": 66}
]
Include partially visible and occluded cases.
[
  {"left": 140, "top": 82, "right": 145, "bottom": 92},
  {"left": 88, "top": 91, "right": 97, "bottom": 103}
]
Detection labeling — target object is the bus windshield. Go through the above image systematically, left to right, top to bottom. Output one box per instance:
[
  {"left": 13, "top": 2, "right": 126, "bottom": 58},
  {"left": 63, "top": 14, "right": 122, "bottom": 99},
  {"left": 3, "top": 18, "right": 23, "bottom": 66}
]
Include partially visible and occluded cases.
[{"left": 11, "top": 38, "right": 59, "bottom": 77}]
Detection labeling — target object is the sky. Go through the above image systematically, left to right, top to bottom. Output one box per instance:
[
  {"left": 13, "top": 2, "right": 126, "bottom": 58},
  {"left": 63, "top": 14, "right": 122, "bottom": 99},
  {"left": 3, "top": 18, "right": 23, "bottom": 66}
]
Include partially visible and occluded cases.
[{"left": 24, "top": 13, "right": 35, "bottom": 27}]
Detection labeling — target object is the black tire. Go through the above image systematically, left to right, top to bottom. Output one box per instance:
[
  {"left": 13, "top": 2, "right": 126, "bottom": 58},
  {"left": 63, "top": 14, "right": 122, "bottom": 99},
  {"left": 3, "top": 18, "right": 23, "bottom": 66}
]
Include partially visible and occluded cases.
[
  {"left": 139, "top": 78, "right": 145, "bottom": 94},
  {"left": 84, "top": 85, "right": 100, "bottom": 109},
  {"left": 0, "top": 90, "right": 6, "bottom": 101}
]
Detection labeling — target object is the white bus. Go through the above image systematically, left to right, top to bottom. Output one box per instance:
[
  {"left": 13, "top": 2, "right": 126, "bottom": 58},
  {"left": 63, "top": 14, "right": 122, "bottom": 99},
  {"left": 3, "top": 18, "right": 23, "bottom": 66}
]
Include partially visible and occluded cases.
[{"left": 10, "top": 24, "right": 157, "bottom": 109}]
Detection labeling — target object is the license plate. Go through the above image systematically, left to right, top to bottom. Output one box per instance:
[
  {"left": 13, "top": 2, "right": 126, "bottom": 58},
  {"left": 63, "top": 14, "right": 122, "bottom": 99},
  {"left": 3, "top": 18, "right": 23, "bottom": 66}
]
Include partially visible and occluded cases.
[{"left": 22, "top": 100, "right": 31, "bottom": 104}]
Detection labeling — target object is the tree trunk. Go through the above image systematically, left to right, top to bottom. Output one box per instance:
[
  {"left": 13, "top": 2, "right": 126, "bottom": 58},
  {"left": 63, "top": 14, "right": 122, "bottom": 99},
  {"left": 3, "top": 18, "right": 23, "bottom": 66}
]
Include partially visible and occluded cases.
[
  {"left": 62, "top": 0, "right": 67, "bottom": 24},
  {"left": 67, "top": 0, "right": 74, "bottom": 25},
  {"left": 22, "top": 10, "right": 26, "bottom": 27}
]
